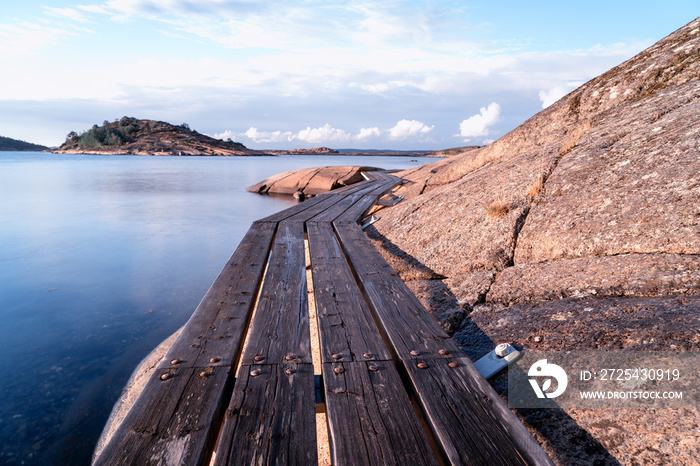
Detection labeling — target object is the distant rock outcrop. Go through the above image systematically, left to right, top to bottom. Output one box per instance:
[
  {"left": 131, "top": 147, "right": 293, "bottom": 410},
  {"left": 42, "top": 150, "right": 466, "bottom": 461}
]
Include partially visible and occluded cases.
[
  {"left": 367, "top": 18, "right": 700, "bottom": 465},
  {"left": 54, "top": 117, "right": 267, "bottom": 156},
  {"left": 0, "top": 135, "right": 49, "bottom": 151},
  {"left": 266, "top": 147, "right": 340, "bottom": 155},
  {"left": 247, "top": 166, "right": 380, "bottom": 197}
]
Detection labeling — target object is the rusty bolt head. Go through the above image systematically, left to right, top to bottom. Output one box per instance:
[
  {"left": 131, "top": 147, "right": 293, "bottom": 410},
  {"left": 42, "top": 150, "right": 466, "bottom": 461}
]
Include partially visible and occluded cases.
[
  {"left": 438, "top": 349, "right": 450, "bottom": 355},
  {"left": 410, "top": 350, "right": 420, "bottom": 357},
  {"left": 363, "top": 352, "right": 374, "bottom": 359},
  {"left": 332, "top": 353, "right": 343, "bottom": 360},
  {"left": 253, "top": 354, "right": 265, "bottom": 362},
  {"left": 285, "top": 354, "right": 296, "bottom": 361},
  {"left": 209, "top": 356, "right": 221, "bottom": 364},
  {"left": 170, "top": 358, "right": 182, "bottom": 365},
  {"left": 448, "top": 361, "right": 459, "bottom": 368},
  {"left": 417, "top": 362, "right": 429, "bottom": 369},
  {"left": 368, "top": 365, "right": 379, "bottom": 372},
  {"left": 333, "top": 367, "right": 345, "bottom": 374},
  {"left": 285, "top": 368, "right": 296, "bottom": 375},
  {"left": 250, "top": 369, "right": 262, "bottom": 377},
  {"left": 199, "top": 371, "right": 211, "bottom": 378},
  {"left": 160, "top": 373, "right": 173, "bottom": 381}
]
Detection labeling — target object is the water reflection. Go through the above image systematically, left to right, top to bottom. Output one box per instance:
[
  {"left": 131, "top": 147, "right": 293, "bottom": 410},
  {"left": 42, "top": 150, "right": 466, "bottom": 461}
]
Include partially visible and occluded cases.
[{"left": 0, "top": 152, "right": 435, "bottom": 464}]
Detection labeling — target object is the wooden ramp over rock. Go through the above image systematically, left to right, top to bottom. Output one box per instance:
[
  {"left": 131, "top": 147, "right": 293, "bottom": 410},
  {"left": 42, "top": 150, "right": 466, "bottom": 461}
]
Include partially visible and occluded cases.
[{"left": 94, "top": 171, "right": 553, "bottom": 466}]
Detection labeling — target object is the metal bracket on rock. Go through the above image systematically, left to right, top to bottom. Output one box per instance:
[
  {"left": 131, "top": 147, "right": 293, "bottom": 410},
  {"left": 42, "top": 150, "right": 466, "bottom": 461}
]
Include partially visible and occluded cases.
[
  {"left": 361, "top": 215, "right": 380, "bottom": 230},
  {"left": 473, "top": 343, "right": 522, "bottom": 379}
]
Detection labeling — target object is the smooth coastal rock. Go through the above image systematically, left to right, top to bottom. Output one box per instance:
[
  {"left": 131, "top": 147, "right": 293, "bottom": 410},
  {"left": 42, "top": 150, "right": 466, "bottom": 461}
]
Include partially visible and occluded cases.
[
  {"left": 367, "top": 18, "right": 700, "bottom": 465},
  {"left": 247, "top": 165, "right": 380, "bottom": 196},
  {"left": 92, "top": 329, "right": 182, "bottom": 463}
]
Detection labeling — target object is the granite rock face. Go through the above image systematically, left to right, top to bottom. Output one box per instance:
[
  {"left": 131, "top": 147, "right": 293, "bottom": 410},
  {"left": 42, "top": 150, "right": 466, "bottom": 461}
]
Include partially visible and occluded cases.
[
  {"left": 368, "top": 18, "right": 700, "bottom": 465},
  {"left": 247, "top": 166, "right": 379, "bottom": 196}
]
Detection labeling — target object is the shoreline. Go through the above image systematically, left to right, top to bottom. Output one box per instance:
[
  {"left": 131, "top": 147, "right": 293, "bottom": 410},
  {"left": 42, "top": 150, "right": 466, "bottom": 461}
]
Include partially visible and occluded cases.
[{"left": 92, "top": 328, "right": 183, "bottom": 463}]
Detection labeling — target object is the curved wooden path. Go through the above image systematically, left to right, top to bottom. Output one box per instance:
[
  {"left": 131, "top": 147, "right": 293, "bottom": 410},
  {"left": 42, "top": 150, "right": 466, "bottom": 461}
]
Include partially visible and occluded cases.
[{"left": 94, "top": 171, "right": 553, "bottom": 466}]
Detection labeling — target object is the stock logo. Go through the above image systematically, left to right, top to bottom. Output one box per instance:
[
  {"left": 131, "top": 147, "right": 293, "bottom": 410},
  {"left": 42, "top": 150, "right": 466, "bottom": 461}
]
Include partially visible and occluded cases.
[{"left": 528, "top": 359, "right": 568, "bottom": 399}]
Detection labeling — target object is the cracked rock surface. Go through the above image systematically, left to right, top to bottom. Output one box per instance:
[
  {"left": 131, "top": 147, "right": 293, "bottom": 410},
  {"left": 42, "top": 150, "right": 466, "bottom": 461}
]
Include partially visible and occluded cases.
[{"left": 368, "top": 18, "right": 700, "bottom": 466}]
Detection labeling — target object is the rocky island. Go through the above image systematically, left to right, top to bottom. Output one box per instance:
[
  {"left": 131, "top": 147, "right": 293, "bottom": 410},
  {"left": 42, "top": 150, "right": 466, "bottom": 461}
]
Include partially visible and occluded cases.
[{"left": 54, "top": 117, "right": 268, "bottom": 156}]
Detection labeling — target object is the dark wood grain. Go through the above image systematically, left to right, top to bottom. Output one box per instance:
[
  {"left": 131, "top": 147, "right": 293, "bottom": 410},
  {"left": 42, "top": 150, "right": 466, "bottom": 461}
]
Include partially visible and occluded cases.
[
  {"left": 260, "top": 178, "right": 372, "bottom": 223},
  {"left": 334, "top": 179, "right": 401, "bottom": 224},
  {"left": 307, "top": 182, "right": 382, "bottom": 224},
  {"left": 213, "top": 220, "right": 317, "bottom": 464},
  {"left": 94, "top": 221, "right": 277, "bottom": 466},
  {"left": 156, "top": 221, "right": 277, "bottom": 370},
  {"left": 238, "top": 221, "right": 311, "bottom": 364},
  {"left": 307, "top": 222, "right": 392, "bottom": 363},
  {"left": 334, "top": 222, "right": 554, "bottom": 466},
  {"left": 333, "top": 223, "right": 462, "bottom": 359},
  {"left": 405, "top": 357, "right": 553, "bottom": 465},
  {"left": 322, "top": 361, "right": 438, "bottom": 466},
  {"left": 214, "top": 363, "right": 317, "bottom": 466},
  {"left": 94, "top": 367, "right": 232, "bottom": 466}
]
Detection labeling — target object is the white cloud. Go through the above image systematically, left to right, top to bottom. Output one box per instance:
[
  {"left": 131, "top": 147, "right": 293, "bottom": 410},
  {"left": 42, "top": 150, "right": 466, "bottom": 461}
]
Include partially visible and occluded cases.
[
  {"left": 103, "top": 0, "right": 265, "bottom": 17},
  {"left": 76, "top": 5, "right": 112, "bottom": 15},
  {"left": 44, "top": 7, "right": 91, "bottom": 23},
  {"left": 0, "top": 21, "right": 79, "bottom": 58},
  {"left": 538, "top": 87, "right": 568, "bottom": 108},
  {"left": 458, "top": 102, "right": 501, "bottom": 140},
  {"left": 388, "top": 119, "right": 434, "bottom": 140},
  {"left": 219, "top": 122, "right": 431, "bottom": 147},
  {"left": 296, "top": 124, "right": 351, "bottom": 144},
  {"left": 235, "top": 127, "right": 294, "bottom": 143},
  {"left": 356, "top": 127, "right": 381, "bottom": 140}
]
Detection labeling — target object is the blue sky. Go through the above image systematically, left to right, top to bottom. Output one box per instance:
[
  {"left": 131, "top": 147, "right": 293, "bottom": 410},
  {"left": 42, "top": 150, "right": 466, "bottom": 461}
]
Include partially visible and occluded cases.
[{"left": 0, "top": 1, "right": 696, "bottom": 149}]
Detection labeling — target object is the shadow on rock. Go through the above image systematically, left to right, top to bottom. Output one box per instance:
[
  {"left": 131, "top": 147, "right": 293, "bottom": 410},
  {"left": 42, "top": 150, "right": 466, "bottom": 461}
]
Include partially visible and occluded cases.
[{"left": 364, "top": 225, "right": 621, "bottom": 466}]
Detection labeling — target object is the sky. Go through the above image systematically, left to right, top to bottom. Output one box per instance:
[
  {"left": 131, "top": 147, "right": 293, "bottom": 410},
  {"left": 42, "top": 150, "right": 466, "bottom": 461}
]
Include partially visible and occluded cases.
[{"left": 0, "top": 1, "right": 696, "bottom": 149}]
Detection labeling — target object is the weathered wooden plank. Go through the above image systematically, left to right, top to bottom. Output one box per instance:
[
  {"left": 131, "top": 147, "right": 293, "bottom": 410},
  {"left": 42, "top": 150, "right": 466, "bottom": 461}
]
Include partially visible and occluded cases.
[
  {"left": 259, "top": 178, "right": 373, "bottom": 223},
  {"left": 334, "top": 178, "right": 401, "bottom": 224},
  {"left": 282, "top": 181, "right": 377, "bottom": 223},
  {"left": 307, "top": 181, "right": 383, "bottom": 224},
  {"left": 258, "top": 189, "right": 337, "bottom": 223},
  {"left": 156, "top": 220, "right": 277, "bottom": 370},
  {"left": 309, "top": 220, "right": 438, "bottom": 464},
  {"left": 94, "top": 221, "right": 277, "bottom": 466},
  {"left": 213, "top": 221, "right": 317, "bottom": 464},
  {"left": 237, "top": 221, "right": 311, "bottom": 365},
  {"left": 306, "top": 222, "right": 392, "bottom": 363},
  {"left": 334, "top": 222, "right": 554, "bottom": 465},
  {"left": 333, "top": 223, "right": 461, "bottom": 358},
  {"left": 405, "top": 358, "right": 552, "bottom": 466},
  {"left": 322, "top": 361, "right": 438, "bottom": 466},
  {"left": 214, "top": 363, "right": 317, "bottom": 466},
  {"left": 94, "top": 367, "right": 231, "bottom": 466}
]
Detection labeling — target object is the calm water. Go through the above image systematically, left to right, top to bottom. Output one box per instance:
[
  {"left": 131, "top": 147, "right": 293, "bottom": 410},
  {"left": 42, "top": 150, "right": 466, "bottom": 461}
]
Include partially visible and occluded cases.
[{"left": 0, "top": 152, "right": 434, "bottom": 465}]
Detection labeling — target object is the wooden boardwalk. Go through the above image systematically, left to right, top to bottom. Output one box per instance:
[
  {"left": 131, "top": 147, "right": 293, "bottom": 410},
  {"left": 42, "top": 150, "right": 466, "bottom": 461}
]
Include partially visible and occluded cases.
[{"left": 94, "top": 172, "right": 553, "bottom": 466}]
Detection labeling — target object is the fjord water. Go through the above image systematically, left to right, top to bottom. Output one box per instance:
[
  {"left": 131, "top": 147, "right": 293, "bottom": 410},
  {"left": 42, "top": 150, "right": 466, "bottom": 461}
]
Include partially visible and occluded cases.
[{"left": 0, "top": 152, "right": 433, "bottom": 464}]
